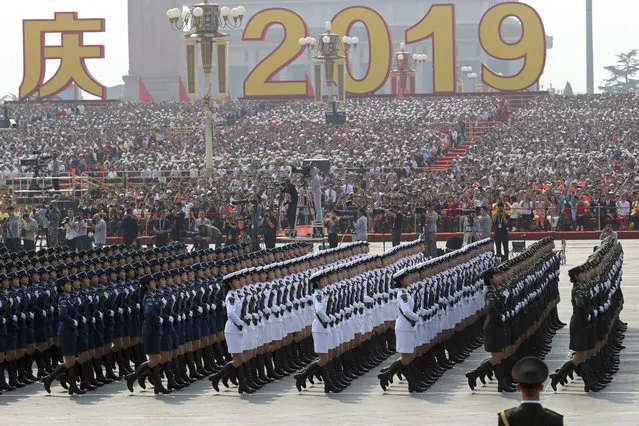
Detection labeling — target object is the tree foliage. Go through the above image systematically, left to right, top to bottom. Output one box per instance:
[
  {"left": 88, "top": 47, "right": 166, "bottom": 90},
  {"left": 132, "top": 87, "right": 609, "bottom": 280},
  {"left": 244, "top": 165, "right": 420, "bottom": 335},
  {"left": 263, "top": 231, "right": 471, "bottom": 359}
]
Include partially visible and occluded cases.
[
  {"left": 599, "top": 49, "right": 639, "bottom": 93},
  {"left": 563, "top": 81, "right": 574, "bottom": 96}
]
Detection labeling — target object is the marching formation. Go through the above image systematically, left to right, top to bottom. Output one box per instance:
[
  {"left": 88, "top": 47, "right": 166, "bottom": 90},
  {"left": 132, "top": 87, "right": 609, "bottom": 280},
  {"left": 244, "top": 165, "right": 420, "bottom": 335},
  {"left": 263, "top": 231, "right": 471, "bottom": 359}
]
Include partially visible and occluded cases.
[
  {"left": 0, "top": 232, "right": 630, "bottom": 401},
  {"left": 550, "top": 236, "right": 626, "bottom": 392},
  {"left": 466, "top": 237, "right": 565, "bottom": 392},
  {"left": 378, "top": 239, "right": 498, "bottom": 393},
  {"left": 295, "top": 240, "right": 424, "bottom": 393},
  {"left": 0, "top": 241, "right": 313, "bottom": 395},
  {"left": 206, "top": 241, "right": 371, "bottom": 394}
]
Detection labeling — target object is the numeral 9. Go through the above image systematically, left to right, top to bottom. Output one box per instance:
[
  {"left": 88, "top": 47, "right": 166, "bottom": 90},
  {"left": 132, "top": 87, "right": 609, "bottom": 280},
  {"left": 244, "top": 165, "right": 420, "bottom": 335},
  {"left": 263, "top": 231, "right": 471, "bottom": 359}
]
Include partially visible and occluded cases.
[{"left": 479, "top": 2, "right": 546, "bottom": 91}]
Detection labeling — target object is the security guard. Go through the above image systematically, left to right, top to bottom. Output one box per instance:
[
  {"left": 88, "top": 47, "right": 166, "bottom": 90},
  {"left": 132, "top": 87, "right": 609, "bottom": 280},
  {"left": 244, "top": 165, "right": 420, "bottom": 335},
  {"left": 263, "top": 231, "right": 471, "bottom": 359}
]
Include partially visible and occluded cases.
[{"left": 497, "top": 357, "right": 563, "bottom": 426}]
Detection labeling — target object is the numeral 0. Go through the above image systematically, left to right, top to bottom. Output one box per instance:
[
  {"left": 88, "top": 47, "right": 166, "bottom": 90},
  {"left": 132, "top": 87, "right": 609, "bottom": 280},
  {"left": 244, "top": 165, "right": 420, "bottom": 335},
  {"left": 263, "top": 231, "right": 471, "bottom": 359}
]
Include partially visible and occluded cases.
[{"left": 241, "top": 3, "right": 547, "bottom": 97}]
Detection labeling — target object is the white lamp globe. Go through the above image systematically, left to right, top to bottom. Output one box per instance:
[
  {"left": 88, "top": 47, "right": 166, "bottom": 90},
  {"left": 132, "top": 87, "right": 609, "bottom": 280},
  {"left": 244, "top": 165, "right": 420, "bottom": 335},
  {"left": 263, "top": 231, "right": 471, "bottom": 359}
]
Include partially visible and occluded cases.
[
  {"left": 220, "top": 6, "right": 231, "bottom": 17},
  {"left": 236, "top": 6, "right": 245, "bottom": 15},
  {"left": 192, "top": 7, "right": 204, "bottom": 17},
  {"left": 322, "top": 35, "right": 331, "bottom": 44},
  {"left": 351, "top": 36, "right": 359, "bottom": 44},
  {"left": 299, "top": 37, "right": 306, "bottom": 45},
  {"left": 397, "top": 54, "right": 404, "bottom": 61}
]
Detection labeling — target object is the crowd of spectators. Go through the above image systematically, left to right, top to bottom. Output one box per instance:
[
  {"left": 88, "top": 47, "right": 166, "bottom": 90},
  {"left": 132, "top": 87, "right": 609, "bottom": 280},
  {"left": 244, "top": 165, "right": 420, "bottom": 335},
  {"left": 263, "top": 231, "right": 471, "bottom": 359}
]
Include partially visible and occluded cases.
[{"left": 3, "top": 93, "right": 638, "bottom": 242}]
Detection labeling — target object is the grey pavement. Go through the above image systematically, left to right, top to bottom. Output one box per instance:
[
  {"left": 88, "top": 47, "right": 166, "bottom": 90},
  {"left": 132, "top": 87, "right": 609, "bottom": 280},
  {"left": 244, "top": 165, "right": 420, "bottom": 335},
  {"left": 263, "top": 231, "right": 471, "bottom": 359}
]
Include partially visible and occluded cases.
[{"left": 2, "top": 239, "right": 638, "bottom": 425}]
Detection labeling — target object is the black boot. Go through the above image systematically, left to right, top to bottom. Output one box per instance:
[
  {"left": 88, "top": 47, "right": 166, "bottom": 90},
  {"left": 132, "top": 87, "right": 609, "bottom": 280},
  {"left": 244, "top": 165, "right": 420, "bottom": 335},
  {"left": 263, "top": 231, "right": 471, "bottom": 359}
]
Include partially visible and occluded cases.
[
  {"left": 34, "top": 350, "right": 48, "bottom": 378},
  {"left": 186, "top": 352, "right": 204, "bottom": 380},
  {"left": 264, "top": 352, "right": 284, "bottom": 380},
  {"left": 103, "top": 354, "right": 119, "bottom": 382},
  {"left": 179, "top": 355, "right": 196, "bottom": 383},
  {"left": 256, "top": 355, "right": 273, "bottom": 384},
  {"left": 17, "top": 356, "right": 35, "bottom": 384},
  {"left": 92, "top": 358, "right": 111, "bottom": 384},
  {"left": 172, "top": 359, "right": 187, "bottom": 388},
  {"left": 465, "top": 359, "right": 493, "bottom": 390},
  {"left": 8, "top": 360, "right": 25, "bottom": 388},
  {"left": 295, "top": 360, "right": 319, "bottom": 391},
  {"left": 378, "top": 360, "right": 403, "bottom": 391},
  {"left": 0, "top": 361, "right": 15, "bottom": 391},
  {"left": 125, "top": 361, "right": 151, "bottom": 392},
  {"left": 550, "top": 361, "right": 575, "bottom": 391},
  {"left": 79, "top": 362, "right": 98, "bottom": 391},
  {"left": 165, "top": 362, "right": 183, "bottom": 390},
  {"left": 210, "top": 362, "right": 235, "bottom": 392},
  {"left": 404, "top": 362, "right": 428, "bottom": 393},
  {"left": 495, "top": 362, "right": 516, "bottom": 392},
  {"left": 42, "top": 363, "right": 67, "bottom": 394},
  {"left": 67, "top": 363, "right": 86, "bottom": 395},
  {"left": 237, "top": 363, "right": 256, "bottom": 394},
  {"left": 149, "top": 365, "right": 171, "bottom": 394}
]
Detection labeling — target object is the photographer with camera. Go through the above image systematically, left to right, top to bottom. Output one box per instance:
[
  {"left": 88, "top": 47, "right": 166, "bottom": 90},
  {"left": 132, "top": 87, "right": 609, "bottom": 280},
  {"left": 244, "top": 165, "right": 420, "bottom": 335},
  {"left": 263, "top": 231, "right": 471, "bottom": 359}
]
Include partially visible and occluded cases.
[
  {"left": 381, "top": 205, "right": 404, "bottom": 247},
  {"left": 260, "top": 207, "right": 278, "bottom": 249},
  {"left": 153, "top": 210, "right": 172, "bottom": 247},
  {"left": 324, "top": 211, "right": 340, "bottom": 248}
]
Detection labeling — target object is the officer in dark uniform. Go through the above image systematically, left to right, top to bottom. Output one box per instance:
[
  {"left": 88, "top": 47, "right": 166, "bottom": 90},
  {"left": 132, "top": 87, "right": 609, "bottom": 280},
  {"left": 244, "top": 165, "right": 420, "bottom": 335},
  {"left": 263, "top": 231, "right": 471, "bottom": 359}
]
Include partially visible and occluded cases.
[
  {"left": 493, "top": 202, "right": 509, "bottom": 260},
  {"left": 497, "top": 357, "right": 563, "bottom": 426}
]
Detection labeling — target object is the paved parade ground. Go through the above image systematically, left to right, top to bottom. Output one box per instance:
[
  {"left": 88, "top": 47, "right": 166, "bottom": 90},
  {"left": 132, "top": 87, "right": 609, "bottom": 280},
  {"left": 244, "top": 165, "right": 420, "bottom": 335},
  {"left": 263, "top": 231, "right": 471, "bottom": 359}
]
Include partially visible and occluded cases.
[{"left": 1, "top": 239, "right": 637, "bottom": 425}]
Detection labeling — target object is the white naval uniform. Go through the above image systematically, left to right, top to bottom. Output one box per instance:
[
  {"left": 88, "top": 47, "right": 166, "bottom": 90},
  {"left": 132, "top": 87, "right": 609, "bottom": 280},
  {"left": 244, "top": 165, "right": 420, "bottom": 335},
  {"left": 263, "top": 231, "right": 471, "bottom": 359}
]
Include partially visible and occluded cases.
[
  {"left": 224, "top": 290, "right": 245, "bottom": 353},
  {"left": 312, "top": 290, "right": 331, "bottom": 353},
  {"left": 395, "top": 291, "right": 419, "bottom": 354}
]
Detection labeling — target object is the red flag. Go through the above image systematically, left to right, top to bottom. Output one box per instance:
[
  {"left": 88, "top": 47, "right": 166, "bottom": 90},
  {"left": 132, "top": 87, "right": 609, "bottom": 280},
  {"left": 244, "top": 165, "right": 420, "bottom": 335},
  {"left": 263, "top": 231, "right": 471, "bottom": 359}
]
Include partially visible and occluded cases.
[
  {"left": 305, "top": 73, "right": 314, "bottom": 97},
  {"left": 178, "top": 75, "right": 190, "bottom": 102},
  {"left": 138, "top": 77, "right": 155, "bottom": 103},
  {"left": 225, "top": 90, "right": 232, "bottom": 102}
]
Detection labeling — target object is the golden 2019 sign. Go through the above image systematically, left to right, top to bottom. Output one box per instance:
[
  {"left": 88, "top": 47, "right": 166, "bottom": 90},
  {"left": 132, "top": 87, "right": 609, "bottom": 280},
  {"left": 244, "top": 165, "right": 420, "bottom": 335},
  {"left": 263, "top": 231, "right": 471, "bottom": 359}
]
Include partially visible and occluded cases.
[
  {"left": 242, "top": 2, "right": 546, "bottom": 97},
  {"left": 19, "top": 3, "right": 545, "bottom": 100}
]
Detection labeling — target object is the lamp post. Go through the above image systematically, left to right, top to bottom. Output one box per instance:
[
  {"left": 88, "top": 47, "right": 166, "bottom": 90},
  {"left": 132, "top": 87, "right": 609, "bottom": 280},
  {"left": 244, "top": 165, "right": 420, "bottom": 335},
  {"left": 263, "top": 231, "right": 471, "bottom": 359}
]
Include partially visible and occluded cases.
[
  {"left": 166, "top": 1, "right": 245, "bottom": 173},
  {"left": 299, "top": 21, "right": 358, "bottom": 108},
  {"left": 390, "top": 42, "right": 427, "bottom": 96},
  {"left": 457, "top": 66, "right": 474, "bottom": 93}
]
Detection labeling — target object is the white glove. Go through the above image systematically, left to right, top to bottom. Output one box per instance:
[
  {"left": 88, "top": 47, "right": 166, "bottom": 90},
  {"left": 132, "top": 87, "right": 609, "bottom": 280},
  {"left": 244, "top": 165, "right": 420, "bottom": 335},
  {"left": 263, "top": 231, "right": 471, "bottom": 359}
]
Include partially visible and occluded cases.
[
  {"left": 136, "top": 304, "right": 140, "bottom": 310},
  {"left": 211, "top": 304, "right": 217, "bottom": 311},
  {"left": 50, "top": 306, "right": 54, "bottom": 313},
  {"left": 197, "top": 306, "right": 203, "bottom": 314},
  {"left": 127, "top": 307, "right": 132, "bottom": 314},
  {"left": 118, "top": 308, "right": 124, "bottom": 315},
  {"left": 109, "top": 310, "right": 115, "bottom": 317},
  {"left": 188, "top": 311, "right": 193, "bottom": 318},
  {"left": 29, "top": 312, "right": 35, "bottom": 319},
  {"left": 98, "top": 312, "right": 103, "bottom": 319},
  {"left": 20, "top": 313, "right": 26, "bottom": 320},
  {"left": 182, "top": 313, "right": 186, "bottom": 321},
  {"left": 176, "top": 315, "right": 182, "bottom": 323},
  {"left": 82, "top": 316, "right": 87, "bottom": 324},
  {"left": 169, "top": 316, "right": 174, "bottom": 323},
  {"left": 92, "top": 317, "right": 96, "bottom": 324},
  {"left": 159, "top": 317, "right": 164, "bottom": 325},
  {"left": 1, "top": 318, "right": 5, "bottom": 325},
  {"left": 73, "top": 320, "right": 78, "bottom": 327}
]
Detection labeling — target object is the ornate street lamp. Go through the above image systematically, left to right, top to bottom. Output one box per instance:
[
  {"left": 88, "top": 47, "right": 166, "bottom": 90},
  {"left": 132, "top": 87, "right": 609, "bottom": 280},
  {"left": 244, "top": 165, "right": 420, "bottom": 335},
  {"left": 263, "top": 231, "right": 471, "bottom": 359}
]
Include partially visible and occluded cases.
[
  {"left": 166, "top": 1, "right": 245, "bottom": 172},
  {"left": 299, "top": 21, "right": 358, "bottom": 108},
  {"left": 390, "top": 42, "right": 427, "bottom": 97}
]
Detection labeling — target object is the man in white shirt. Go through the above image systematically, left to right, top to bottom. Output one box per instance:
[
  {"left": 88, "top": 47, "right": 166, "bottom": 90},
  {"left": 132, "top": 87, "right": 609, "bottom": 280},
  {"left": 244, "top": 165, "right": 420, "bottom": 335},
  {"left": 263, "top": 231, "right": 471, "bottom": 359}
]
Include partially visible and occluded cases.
[
  {"left": 617, "top": 195, "right": 630, "bottom": 229},
  {"left": 354, "top": 208, "right": 368, "bottom": 242},
  {"left": 92, "top": 214, "right": 107, "bottom": 248}
]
